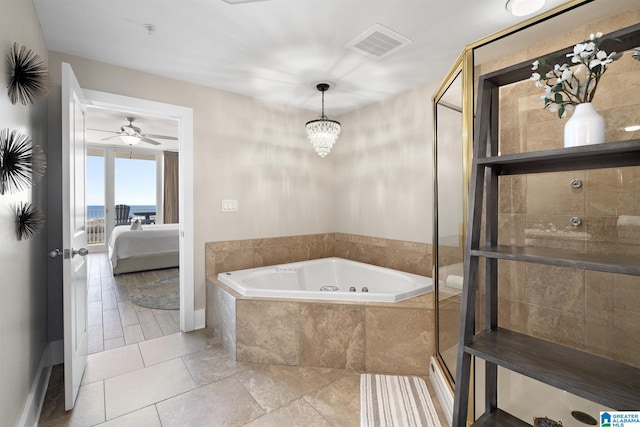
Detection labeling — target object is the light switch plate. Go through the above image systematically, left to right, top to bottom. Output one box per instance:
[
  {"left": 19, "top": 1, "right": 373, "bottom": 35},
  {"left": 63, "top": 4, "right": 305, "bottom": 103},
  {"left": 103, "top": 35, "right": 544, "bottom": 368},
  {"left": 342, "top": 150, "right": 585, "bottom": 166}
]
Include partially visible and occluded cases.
[{"left": 221, "top": 199, "right": 238, "bottom": 212}]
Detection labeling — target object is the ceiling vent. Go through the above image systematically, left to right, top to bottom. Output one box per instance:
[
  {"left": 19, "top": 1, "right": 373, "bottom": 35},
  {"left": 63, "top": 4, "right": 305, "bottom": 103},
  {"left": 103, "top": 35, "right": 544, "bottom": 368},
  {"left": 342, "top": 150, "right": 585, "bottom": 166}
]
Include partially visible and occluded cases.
[{"left": 345, "top": 24, "right": 412, "bottom": 59}]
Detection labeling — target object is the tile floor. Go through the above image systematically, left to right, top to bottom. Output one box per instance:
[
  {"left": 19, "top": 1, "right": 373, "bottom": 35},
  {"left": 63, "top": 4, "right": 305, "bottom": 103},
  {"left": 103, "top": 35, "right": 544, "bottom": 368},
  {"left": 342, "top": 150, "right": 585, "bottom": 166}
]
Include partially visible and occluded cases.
[
  {"left": 43, "top": 253, "right": 447, "bottom": 426},
  {"left": 86, "top": 253, "right": 180, "bottom": 354},
  {"left": 38, "top": 329, "right": 447, "bottom": 426}
]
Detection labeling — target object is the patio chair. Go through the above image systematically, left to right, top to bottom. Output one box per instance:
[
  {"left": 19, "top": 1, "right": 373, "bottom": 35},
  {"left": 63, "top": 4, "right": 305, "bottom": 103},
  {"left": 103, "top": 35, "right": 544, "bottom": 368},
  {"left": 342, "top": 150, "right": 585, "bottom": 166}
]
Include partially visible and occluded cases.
[{"left": 115, "top": 204, "right": 131, "bottom": 225}]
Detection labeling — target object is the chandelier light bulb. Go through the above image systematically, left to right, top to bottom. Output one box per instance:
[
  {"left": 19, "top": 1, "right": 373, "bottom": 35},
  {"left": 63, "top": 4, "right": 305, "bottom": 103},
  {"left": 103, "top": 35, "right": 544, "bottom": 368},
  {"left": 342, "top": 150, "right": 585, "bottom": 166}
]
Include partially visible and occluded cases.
[{"left": 305, "top": 83, "right": 341, "bottom": 158}]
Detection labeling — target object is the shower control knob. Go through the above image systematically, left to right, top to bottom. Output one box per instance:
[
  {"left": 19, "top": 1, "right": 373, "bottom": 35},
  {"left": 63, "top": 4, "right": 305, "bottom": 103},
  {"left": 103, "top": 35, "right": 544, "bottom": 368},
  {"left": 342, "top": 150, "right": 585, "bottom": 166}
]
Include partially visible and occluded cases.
[
  {"left": 570, "top": 178, "right": 583, "bottom": 188},
  {"left": 570, "top": 217, "right": 582, "bottom": 227}
]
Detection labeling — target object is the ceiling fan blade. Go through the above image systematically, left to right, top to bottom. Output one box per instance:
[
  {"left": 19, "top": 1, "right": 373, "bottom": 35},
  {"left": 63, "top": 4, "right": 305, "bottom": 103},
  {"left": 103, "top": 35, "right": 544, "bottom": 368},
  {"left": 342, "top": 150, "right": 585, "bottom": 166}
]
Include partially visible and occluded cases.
[
  {"left": 88, "top": 128, "right": 121, "bottom": 134},
  {"left": 144, "top": 133, "right": 178, "bottom": 140},
  {"left": 100, "top": 134, "right": 124, "bottom": 140},
  {"left": 140, "top": 136, "right": 161, "bottom": 146}
]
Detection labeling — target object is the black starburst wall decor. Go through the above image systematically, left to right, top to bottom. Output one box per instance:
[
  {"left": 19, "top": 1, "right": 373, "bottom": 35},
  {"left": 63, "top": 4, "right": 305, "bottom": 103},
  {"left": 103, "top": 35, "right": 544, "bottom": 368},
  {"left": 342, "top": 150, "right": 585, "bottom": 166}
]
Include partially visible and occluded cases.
[
  {"left": 6, "top": 42, "right": 49, "bottom": 105},
  {"left": 0, "top": 128, "right": 47, "bottom": 195},
  {"left": 15, "top": 202, "right": 45, "bottom": 241}
]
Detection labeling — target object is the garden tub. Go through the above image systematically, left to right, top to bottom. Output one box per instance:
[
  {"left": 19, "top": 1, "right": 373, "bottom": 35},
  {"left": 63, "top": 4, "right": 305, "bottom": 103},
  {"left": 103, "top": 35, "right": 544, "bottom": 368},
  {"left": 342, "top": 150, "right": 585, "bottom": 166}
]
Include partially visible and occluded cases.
[{"left": 216, "top": 257, "right": 432, "bottom": 302}]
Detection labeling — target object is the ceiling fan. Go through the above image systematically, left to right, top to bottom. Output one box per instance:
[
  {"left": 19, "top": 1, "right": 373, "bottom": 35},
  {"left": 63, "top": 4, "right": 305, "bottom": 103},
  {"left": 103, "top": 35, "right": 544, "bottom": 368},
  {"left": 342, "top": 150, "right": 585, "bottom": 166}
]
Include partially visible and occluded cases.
[{"left": 90, "top": 117, "right": 178, "bottom": 146}]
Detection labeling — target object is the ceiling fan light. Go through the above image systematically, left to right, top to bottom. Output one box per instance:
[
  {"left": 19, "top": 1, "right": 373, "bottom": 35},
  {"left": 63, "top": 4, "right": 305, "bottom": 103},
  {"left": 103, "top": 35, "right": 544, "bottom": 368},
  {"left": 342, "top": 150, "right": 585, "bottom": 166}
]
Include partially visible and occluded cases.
[
  {"left": 506, "top": 0, "right": 545, "bottom": 16},
  {"left": 121, "top": 135, "right": 141, "bottom": 145}
]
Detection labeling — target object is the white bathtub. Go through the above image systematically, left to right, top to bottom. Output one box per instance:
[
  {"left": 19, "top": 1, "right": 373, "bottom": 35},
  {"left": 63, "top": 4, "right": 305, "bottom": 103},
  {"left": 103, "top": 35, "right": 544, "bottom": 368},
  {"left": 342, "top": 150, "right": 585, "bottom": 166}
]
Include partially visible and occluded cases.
[{"left": 217, "top": 257, "right": 432, "bottom": 302}]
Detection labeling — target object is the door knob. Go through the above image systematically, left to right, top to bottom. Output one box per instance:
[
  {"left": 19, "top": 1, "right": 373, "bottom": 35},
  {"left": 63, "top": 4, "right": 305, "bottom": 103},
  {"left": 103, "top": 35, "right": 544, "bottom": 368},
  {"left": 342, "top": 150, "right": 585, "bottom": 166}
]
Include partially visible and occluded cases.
[
  {"left": 72, "top": 247, "right": 89, "bottom": 257},
  {"left": 48, "top": 248, "right": 88, "bottom": 259},
  {"left": 49, "top": 248, "right": 62, "bottom": 258}
]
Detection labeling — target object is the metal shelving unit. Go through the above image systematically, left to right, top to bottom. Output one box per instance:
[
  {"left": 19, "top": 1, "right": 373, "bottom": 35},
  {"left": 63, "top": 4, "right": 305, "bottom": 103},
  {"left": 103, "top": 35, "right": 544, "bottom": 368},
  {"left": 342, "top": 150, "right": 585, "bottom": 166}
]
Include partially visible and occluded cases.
[{"left": 451, "top": 23, "right": 640, "bottom": 426}]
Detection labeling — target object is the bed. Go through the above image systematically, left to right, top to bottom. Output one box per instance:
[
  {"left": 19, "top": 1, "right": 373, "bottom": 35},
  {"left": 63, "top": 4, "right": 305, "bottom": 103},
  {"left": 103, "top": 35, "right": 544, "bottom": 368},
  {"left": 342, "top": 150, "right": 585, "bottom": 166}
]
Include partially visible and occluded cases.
[{"left": 108, "top": 223, "right": 180, "bottom": 275}]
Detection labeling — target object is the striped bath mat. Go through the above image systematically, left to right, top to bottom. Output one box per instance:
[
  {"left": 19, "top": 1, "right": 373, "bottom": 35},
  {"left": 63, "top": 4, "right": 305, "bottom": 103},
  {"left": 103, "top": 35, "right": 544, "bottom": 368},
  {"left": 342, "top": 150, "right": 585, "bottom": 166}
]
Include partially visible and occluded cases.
[{"left": 360, "top": 374, "right": 442, "bottom": 427}]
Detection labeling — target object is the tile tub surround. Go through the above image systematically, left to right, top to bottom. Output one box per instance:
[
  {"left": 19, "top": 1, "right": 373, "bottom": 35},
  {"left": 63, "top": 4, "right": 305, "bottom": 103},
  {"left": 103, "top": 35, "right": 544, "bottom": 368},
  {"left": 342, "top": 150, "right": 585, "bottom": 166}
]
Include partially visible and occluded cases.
[
  {"left": 205, "top": 233, "right": 433, "bottom": 281},
  {"left": 205, "top": 233, "right": 434, "bottom": 374},
  {"left": 207, "top": 278, "right": 435, "bottom": 376}
]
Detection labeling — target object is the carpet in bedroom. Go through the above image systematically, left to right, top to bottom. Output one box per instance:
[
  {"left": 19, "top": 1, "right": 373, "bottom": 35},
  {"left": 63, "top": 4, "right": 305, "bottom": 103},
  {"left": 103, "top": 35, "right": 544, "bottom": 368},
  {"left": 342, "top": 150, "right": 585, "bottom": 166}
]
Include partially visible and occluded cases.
[{"left": 130, "top": 275, "right": 180, "bottom": 310}]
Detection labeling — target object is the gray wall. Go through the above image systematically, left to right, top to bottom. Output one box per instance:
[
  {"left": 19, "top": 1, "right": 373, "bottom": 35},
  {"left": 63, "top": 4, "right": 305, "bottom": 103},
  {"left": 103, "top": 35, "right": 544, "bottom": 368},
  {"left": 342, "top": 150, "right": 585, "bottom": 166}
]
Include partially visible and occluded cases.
[{"left": 0, "top": 0, "right": 50, "bottom": 424}]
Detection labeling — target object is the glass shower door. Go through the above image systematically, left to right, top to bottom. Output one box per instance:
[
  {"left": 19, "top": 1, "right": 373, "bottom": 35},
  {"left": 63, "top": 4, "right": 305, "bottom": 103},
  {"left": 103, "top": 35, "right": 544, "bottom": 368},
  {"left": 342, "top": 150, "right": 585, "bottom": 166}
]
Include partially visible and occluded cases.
[{"left": 433, "top": 63, "right": 469, "bottom": 386}]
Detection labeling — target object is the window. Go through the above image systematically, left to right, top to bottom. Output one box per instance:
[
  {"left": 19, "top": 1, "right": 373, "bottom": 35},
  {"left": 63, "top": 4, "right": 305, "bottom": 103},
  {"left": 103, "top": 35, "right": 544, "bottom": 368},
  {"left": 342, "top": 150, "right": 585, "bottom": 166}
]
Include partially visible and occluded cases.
[{"left": 86, "top": 149, "right": 105, "bottom": 245}]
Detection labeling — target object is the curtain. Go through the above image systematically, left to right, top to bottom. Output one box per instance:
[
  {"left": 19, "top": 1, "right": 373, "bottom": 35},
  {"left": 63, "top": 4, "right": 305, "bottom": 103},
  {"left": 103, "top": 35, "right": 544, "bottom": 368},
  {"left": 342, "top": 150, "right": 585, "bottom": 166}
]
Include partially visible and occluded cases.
[{"left": 163, "top": 151, "right": 179, "bottom": 223}]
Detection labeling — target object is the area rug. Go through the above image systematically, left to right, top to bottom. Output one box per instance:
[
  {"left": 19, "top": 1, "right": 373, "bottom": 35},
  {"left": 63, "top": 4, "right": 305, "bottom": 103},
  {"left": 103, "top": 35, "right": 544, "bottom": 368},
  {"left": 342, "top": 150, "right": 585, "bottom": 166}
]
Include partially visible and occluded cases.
[
  {"left": 129, "top": 275, "right": 179, "bottom": 310},
  {"left": 360, "top": 373, "right": 442, "bottom": 427}
]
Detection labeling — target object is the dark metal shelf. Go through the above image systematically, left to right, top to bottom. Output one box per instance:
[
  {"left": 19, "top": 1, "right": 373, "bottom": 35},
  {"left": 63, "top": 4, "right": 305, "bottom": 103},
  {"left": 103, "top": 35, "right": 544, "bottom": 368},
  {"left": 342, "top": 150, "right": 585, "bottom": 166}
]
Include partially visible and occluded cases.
[
  {"left": 476, "top": 139, "right": 640, "bottom": 175},
  {"left": 471, "top": 245, "right": 640, "bottom": 275},
  {"left": 466, "top": 328, "right": 640, "bottom": 410}
]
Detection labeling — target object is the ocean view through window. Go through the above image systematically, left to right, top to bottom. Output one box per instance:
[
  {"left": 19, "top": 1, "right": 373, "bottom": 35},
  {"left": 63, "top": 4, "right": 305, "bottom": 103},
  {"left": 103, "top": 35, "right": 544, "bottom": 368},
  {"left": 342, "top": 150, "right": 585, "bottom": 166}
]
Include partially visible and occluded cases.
[
  {"left": 86, "top": 149, "right": 158, "bottom": 246},
  {"left": 87, "top": 204, "right": 157, "bottom": 245}
]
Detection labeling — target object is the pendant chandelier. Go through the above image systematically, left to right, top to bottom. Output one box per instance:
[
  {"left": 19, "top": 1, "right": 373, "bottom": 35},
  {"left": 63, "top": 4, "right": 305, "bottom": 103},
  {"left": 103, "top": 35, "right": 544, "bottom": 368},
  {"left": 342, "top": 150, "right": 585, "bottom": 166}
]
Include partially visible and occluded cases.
[{"left": 305, "top": 83, "right": 341, "bottom": 158}]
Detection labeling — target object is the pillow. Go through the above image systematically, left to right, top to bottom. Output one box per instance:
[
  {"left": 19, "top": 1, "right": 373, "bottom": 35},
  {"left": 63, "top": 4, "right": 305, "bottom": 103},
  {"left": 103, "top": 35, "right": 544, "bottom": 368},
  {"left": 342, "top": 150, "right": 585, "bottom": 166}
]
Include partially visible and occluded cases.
[{"left": 130, "top": 219, "right": 143, "bottom": 231}]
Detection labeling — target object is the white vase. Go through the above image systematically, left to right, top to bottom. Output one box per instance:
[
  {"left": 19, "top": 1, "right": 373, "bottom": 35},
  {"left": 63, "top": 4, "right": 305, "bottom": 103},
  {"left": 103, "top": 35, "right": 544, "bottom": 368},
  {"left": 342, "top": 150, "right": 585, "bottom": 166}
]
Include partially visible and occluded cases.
[{"left": 564, "top": 102, "right": 605, "bottom": 148}]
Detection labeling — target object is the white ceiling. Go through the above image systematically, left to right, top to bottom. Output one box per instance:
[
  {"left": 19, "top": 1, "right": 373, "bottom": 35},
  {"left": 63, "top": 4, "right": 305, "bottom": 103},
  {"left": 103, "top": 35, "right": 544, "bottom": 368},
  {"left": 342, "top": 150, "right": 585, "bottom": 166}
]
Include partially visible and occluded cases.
[
  {"left": 33, "top": 0, "right": 638, "bottom": 138},
  {"left": 34, "top": 0, "right": 575, "bottom": 115}
]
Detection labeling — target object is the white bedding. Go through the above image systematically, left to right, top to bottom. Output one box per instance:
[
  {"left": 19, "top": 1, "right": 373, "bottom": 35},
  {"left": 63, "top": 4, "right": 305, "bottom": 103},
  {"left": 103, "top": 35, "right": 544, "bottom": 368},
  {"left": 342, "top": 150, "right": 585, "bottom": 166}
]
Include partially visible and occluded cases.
[{"left": 108, "top": 223, "right": 179, "bottom": 270}]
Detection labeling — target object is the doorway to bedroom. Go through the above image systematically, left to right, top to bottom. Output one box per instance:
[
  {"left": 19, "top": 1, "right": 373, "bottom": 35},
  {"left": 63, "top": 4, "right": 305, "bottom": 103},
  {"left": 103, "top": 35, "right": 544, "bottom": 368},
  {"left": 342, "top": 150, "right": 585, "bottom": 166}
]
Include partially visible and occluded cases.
[
  {"left": 75, "top": 88, "right": 195, "bottom": 358},
  {"left": 83, "top": 107, "right": 183, "bottom": 354},
  {"left": 84, "top": 115, "right": 181, "bottom": 353}
]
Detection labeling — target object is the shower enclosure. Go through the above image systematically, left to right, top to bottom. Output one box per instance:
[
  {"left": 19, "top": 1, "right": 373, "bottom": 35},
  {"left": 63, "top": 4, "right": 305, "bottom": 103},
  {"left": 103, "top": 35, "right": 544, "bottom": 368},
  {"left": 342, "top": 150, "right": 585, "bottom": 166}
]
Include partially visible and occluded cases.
[{"left": 431, "top": 1, "right": 640, "bottom": 424}]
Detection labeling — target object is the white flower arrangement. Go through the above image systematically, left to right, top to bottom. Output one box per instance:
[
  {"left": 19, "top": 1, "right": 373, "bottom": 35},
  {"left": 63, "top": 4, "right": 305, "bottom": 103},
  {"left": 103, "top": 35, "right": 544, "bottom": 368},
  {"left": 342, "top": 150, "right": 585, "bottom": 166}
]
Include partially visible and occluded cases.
[{"left": 530, "top": 32, "right": 622, "bottom": 118}]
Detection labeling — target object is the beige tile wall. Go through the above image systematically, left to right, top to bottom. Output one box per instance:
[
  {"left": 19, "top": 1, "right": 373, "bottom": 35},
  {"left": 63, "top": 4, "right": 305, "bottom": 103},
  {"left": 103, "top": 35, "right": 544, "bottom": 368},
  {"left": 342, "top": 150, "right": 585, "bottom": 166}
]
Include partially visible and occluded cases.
[
  {"left": 479, "top": 12, "right": 640, "bottom": 368},
  {"left": 205, "top": 232, "right": 432, "bottom": 279},
  {"left": 205, "top": 233, "right": 335, "bottom": 280}
]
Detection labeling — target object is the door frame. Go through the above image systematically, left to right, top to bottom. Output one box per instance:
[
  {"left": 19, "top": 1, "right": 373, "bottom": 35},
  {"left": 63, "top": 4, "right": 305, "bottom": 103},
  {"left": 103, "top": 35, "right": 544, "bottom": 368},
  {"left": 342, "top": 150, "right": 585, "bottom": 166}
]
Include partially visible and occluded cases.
[{"left": 83, "top": 89, "right": 195, "bottom": 331}]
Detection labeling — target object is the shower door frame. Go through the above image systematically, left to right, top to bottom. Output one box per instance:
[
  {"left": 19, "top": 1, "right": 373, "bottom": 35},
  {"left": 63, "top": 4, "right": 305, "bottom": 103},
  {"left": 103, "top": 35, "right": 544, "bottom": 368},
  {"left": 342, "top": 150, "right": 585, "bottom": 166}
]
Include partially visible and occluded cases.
[{"left": 432, "top": 48, "right": 473, "bottom": 391}]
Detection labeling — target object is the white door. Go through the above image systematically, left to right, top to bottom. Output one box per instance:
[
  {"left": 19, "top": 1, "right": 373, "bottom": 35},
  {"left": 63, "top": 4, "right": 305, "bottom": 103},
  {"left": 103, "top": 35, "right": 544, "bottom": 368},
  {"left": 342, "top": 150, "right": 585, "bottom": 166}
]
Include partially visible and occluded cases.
[{"left": 61, "top": 63, "right": 89, "bottom": 410}]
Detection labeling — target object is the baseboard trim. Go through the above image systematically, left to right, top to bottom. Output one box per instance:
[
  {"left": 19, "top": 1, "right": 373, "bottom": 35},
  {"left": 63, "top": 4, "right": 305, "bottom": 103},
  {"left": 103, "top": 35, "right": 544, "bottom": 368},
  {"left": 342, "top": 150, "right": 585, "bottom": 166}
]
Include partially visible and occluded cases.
[
  {"left": 194, "top": 308, "right": 206, "bottom": 330},
  {"left": 50, "top": 339, "right": 64, "bottom": 366},
  {"left": 18, "top": 344, "right": 53, "bottom": 427},
  {"left": 429, "top": 357, "right": 454, "bottom": 427}
]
